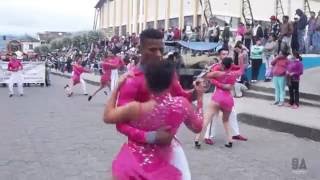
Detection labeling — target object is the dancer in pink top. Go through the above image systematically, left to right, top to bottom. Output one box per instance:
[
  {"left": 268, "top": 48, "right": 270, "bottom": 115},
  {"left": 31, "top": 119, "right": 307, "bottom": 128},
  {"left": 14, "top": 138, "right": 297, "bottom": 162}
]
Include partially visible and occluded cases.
[
  {"left": 103, "top": 29, "right": 204, "bottom": 180},
  {"left": 7, "top": 53, "right": 24, "bottom": 97},
  {"left": 88, "top": 54, "right": 120, "bottom": 101},
  {"left": 64, "top": 55, "right": 91, "bottom": 97},
  {"left": 195, "top": 55, "right": 244, "bottom": 148},
  {"left": 104, "top": 60, "right": 203, "bottom": 180}
]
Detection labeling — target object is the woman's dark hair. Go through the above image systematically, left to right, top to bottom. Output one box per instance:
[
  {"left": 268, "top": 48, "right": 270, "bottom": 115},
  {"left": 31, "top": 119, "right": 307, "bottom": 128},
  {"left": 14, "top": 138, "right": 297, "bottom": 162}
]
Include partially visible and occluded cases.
[
  {"left": 234, "top": 41, "right": 243, "bottom": 48},
  {"left": 293, "top": 51, "right": 303, "bottom": 61},
  {"left": 222, "top": 57, "right": 233, "bottom": 69},
  {"left": 145, "top": 60, "right": 175, "bottom": 93}
]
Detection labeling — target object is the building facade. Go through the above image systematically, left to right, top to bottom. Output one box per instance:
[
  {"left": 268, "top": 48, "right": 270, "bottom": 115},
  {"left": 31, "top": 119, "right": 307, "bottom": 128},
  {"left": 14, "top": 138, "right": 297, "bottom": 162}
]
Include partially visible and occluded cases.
[{"left": 95, "top": 0, "right": 320, "bottom": 36}]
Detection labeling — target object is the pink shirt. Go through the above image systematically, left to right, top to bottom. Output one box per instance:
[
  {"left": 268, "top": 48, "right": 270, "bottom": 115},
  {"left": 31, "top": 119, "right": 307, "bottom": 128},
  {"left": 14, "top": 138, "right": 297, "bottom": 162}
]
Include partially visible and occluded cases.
[
  {"left": 8, "top": 59, "right": 23, "bottom": 72},
  {"left": 116, "top": 66, "right": 193, "bottom": 144}
]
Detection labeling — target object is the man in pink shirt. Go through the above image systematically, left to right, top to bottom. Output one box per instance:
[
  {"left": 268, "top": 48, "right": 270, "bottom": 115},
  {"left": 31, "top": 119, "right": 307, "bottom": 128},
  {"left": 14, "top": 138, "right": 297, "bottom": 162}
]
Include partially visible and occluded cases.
[
  {"left": 110, "top": 29, "right": 203, "bottom": 179},
  {"left": 7, "top": 53, "right": 24, "bottom": 97}
]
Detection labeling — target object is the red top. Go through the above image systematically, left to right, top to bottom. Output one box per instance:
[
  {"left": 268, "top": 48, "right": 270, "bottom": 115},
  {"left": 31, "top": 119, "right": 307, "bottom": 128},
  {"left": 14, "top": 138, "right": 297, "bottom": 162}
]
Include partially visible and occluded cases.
[{"left": 8, "top": 59, "right": 23, "bottom": 72}]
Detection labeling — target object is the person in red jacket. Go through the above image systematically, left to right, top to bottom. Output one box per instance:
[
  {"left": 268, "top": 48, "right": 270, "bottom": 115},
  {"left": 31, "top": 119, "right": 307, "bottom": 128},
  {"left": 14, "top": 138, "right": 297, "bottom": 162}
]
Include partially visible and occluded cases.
[{"left": 7, "top": 53, "right": 24, "bottom": 97}]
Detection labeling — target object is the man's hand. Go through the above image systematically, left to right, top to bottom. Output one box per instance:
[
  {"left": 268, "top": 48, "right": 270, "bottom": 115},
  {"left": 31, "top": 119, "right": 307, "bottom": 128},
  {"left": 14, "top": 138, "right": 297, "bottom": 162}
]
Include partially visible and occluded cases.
[
  {"left": 222, "top": 84, "right": 233, "bottom": 90},
  {"left": 154, "top": 126, "right": 174, "bottom": 145}
]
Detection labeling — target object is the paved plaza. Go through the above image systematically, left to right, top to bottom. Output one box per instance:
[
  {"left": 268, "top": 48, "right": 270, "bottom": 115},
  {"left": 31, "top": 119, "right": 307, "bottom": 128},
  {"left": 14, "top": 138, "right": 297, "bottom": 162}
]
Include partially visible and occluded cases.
[{"left": 0, "top": 76, "right": 320, "bottom": 180}]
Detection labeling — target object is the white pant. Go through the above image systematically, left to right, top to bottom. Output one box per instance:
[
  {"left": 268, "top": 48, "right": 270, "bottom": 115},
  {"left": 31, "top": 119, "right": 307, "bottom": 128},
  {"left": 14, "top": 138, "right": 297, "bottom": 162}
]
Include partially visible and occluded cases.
[
  {"left": 110, "top": 69, "right": 119, "bottom": 91},
  {"left": 8, "top": 71, "right": 24, "bottom": 95},
  {"left": 67, "top": 76, "right": 87, "bottom": 94},
  {"left": 234, "top": 82, "right": 248, "bottom": 97},
  {"left": 205, "top": 107, "right": 240, "bottom": 138},
  {"left": 170, "top": 140, "right": 191, "bottom": 180}
]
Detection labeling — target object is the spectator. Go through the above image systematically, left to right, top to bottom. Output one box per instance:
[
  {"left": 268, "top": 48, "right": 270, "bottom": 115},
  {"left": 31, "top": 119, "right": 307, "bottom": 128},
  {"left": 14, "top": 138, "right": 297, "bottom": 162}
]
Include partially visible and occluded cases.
[
  {"left": 295, "top": 9, "right": 308, "bottom": 53},
  {"left": 307, "top": 11, "right": 317, "bottom": 53},
  {"left": 316, "top": 11, "right": 320, "bottom": 29},
  {"left": 270, "top": 15, "right": 280, "bottom": 37},
  {"left": 278, "top": 16, "right": 293, "bottom": 53},
  {"left": 291, "top": 16, "right": 300, "bottom": 52},
  {"left": 208, "top": 21, "right": 220, "bottom": 43},
  {"left": 253, "top": 21, "right": 264, "bottom": 45},
  {"left": 236, "top": 22, "right": 246, "bottom": 42},
  {"left": 222, "top": 23, "right": 231, "bottom": 49},
  {"left": 244, "top": 24, "right": 253, "bottom": 56},
  {"left": 263, "top": 25, "right": 271, "bottom": 43},
  {"left": 312, "top": 26, "right": 320, "bottom": 53},
  {"left": 173, "top": 27, "right": 181, "bottom": 41},
  {"left": 263, "top": 34, "right": 278, "bottom": 81},
  {"left": 250, "top": 39, "right": 264, "bottom": 83},
  {"left": 271, "top": 46, "right": 290, "bottom": 107},
  {"left": 286, "top": 51, "right": 303, "bottom": 109}
]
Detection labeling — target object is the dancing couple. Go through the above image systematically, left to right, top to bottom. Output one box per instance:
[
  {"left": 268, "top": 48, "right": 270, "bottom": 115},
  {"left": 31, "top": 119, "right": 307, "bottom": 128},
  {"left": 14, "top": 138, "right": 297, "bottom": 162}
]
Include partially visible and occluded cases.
[{"left": 103, "top": 29, "right": 205, "bottom": 180}]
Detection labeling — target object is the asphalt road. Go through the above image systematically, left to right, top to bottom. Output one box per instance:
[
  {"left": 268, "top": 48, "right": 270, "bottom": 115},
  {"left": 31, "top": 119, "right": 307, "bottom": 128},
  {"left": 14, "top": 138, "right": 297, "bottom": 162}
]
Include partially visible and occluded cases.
[{"left": 0, "top": 75, "right": 319, "bottom": 180}]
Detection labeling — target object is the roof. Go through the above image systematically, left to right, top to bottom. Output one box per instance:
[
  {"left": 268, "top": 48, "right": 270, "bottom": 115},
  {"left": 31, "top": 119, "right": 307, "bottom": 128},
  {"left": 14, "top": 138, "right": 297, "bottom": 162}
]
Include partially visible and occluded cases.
[
  {"left": 94, "top": 0, "right": 106, "bottom": 8},
  {"left": 37, "top": 31, "right": 71, "bottom": 42},
  {"left": 19, "top": 35, "right": 40, "bottom": 43}
]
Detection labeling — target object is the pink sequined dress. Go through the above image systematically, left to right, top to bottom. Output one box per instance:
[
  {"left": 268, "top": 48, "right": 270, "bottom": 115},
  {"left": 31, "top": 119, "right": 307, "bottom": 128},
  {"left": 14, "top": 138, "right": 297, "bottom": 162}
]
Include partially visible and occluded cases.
[
  {"left": 211, "top": 68, "right": 243, "bottom": 112},
  {"left": 112, "top": 93, "right": 202, "bottom": 180}
]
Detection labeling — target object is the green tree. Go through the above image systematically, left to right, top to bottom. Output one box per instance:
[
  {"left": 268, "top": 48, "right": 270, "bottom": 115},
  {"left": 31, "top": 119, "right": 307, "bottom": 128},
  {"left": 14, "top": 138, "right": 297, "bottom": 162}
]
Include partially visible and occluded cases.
[
  {"left": 72, "top": 35, "right": 82, "bottom": 49},
  {"left": 62, "top": 37, "right": 72, "bottom": 48}
]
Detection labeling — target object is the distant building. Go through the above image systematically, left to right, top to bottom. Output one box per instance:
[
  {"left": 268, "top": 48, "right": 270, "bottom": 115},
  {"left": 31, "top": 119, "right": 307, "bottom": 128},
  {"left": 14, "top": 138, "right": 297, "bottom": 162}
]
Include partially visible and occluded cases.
[
  {"left": 95, "top": 0, "right": 320, "bottom": 35},
  {"left": 37, "top": 31, "right": 72, "bottom": 44},
  {"left": 19, "top": 36, "right": 41, "bottom": 54}
]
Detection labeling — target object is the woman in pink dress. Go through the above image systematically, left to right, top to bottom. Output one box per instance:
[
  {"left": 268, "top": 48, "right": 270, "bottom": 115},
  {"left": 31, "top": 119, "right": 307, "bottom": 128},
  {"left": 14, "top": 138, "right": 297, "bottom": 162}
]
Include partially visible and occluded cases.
[
  {"left": 88, "top": 54, "right": 121, "bottom": 101},
  {"left": 64, "top": 55, "right": 91, "bottom": 97},
  {"left": 195, "top": 56, "right": 244, "bottom": 148},
  {"left": 103, "top": 61, "right": 203, "bottom": 180}
]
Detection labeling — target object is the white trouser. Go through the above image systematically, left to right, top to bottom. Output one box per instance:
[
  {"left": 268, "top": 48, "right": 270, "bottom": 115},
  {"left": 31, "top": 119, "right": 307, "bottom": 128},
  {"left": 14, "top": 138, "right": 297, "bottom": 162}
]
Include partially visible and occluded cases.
[
  {"left": 110, "top": 69, "right": 119, "bottom": 91},
  {"left": 8, "top": 71, "right": 24, "bottom": 95},
  {"left": 67, "top": 76, "right": 87, "bottom": 94},
  {"left": 80, "top": 78, "right": 87, "bottom": 94},
  {"left": 234, "top": 82, "right": 248, "bottom": 97},
  {"left": 205, "top": 107, "right": 240, "bottom": 138},
  {"left": 170, "top": 140, "right": 191, "bottom": 180}
]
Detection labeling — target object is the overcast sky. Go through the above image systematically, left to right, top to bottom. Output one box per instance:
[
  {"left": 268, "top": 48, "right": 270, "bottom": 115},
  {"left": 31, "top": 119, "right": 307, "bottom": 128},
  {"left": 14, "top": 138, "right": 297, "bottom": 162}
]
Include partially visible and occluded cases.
[{"left": 0, "top": 0, "right": 97, "bottom": 35}]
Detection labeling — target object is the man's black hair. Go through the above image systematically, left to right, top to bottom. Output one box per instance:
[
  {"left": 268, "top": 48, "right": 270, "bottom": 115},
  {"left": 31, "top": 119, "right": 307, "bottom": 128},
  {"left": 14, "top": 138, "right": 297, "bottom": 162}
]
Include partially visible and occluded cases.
[
  {"left": 140, "top": 28, "right": 163, "bottom": 46},
  {"left": 218, "top": 48, "right": 229, "bottom": 54},
  {"left": 145, "top": 60, "right": 175, "bottom": 93}
]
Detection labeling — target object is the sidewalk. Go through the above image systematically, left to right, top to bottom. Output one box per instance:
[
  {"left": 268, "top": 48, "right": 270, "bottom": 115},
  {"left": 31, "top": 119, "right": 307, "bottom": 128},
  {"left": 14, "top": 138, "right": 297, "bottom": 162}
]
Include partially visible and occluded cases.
[{"left": 52, "top": 70, "right": 320, "bottom": 141}]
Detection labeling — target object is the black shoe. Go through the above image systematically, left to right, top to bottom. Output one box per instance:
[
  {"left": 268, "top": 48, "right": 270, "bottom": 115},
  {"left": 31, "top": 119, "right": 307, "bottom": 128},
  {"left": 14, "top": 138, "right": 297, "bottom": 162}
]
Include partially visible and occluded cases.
[
  {"left": 64, "top": 85, "right": 69, "bottom": 89},
  {"left": 103, "top": 91, "right": 108, "bottom": 96},
  {"left": 84, "top": 93, "right": 88, "bottom": 96},
  {"left": 9, "top": 94, "right": 13, "bottom": 98},
  {"left": 20, "top": 94, "right": 23, "bottom": 97},
  {"left": 88, "top": 96, "right": 92, "bottom": 101},
  {"left": 194, "top": 141, "right": 201, "bottom": 149},
  {"left": 225, "top": 142, "right": 233, "bottom": 148}
]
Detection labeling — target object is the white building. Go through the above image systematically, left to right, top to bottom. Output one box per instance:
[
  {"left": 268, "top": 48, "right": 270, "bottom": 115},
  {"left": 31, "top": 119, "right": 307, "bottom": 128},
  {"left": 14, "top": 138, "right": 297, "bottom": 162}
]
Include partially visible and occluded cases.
[
  {"left": 94, "top": 0, "right": 320, "bottom": 35},
  {"left": 20, "top": 36, "right": 41, "bottom": 54}
]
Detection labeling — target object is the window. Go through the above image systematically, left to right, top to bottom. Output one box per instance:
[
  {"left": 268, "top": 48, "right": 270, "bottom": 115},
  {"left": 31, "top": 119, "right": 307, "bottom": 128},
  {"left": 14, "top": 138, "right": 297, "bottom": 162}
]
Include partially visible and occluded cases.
[{"left": 29, "top": 44, "right": 33, "bottom": 50}]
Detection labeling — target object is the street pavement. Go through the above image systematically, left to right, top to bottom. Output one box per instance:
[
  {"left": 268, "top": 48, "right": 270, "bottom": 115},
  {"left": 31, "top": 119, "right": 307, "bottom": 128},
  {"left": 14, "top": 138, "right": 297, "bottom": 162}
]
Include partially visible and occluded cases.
[{"left": 0, "top": 75, "right": 320, "bottom": 180}]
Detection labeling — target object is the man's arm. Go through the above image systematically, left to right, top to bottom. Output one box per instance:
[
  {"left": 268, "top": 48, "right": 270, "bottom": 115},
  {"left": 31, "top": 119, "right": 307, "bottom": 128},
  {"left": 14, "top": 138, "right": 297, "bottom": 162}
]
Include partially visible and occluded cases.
[{"left": 169, "top": 73, "right": 194, "bottom": 101}]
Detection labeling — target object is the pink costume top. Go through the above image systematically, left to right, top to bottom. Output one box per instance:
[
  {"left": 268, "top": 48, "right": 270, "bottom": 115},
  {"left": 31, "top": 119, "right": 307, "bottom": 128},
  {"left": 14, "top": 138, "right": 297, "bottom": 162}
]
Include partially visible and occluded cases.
[
  {"left": 236, "top": 25, "right": 246, "bottom": 37},
  {"left": 109, "top": 56, "right": 125, "bottom": 70},
  {"left": 8, "top": 58, "right": 23, "bottom": 72},
  {"left": 100, "top": 58, "right": 119, "bottom": 85},
  {"left": 71, "top": 64, "right": 87, "bottom": 85},
  {"left": 210, "top": 64, "right": 243, "bottom": 111},
  {"left": 112, "top": 93, "right": 202, "bottom": 179}
]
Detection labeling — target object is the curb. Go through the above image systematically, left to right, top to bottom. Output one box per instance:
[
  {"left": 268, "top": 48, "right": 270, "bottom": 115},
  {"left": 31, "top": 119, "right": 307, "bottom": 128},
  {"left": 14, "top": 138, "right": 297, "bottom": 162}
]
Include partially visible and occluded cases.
[
  {"left": 51, "top": 72, "right": 100, "bottom": 86},
  {"left": 250, "top": 84, "right": 320, "bottom": 101},
  {"left": 243, "top": 91, "right": 320, "bottom": 108},
  {"left": 238, "top": 113, "right": 320, "bottom": 142}
]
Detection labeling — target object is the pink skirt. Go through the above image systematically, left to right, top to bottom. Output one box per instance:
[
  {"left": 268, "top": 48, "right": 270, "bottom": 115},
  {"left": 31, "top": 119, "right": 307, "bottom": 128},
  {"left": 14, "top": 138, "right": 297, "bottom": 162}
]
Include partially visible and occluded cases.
[
  {"left": 100, "top": 74, "right": 110, "bottom": 86},
  {"left": 211, "top": 89, "right": 234, "bottom": 112},
  {"left": 112, "top": 143, "right": 182, "bottom": 180}
]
